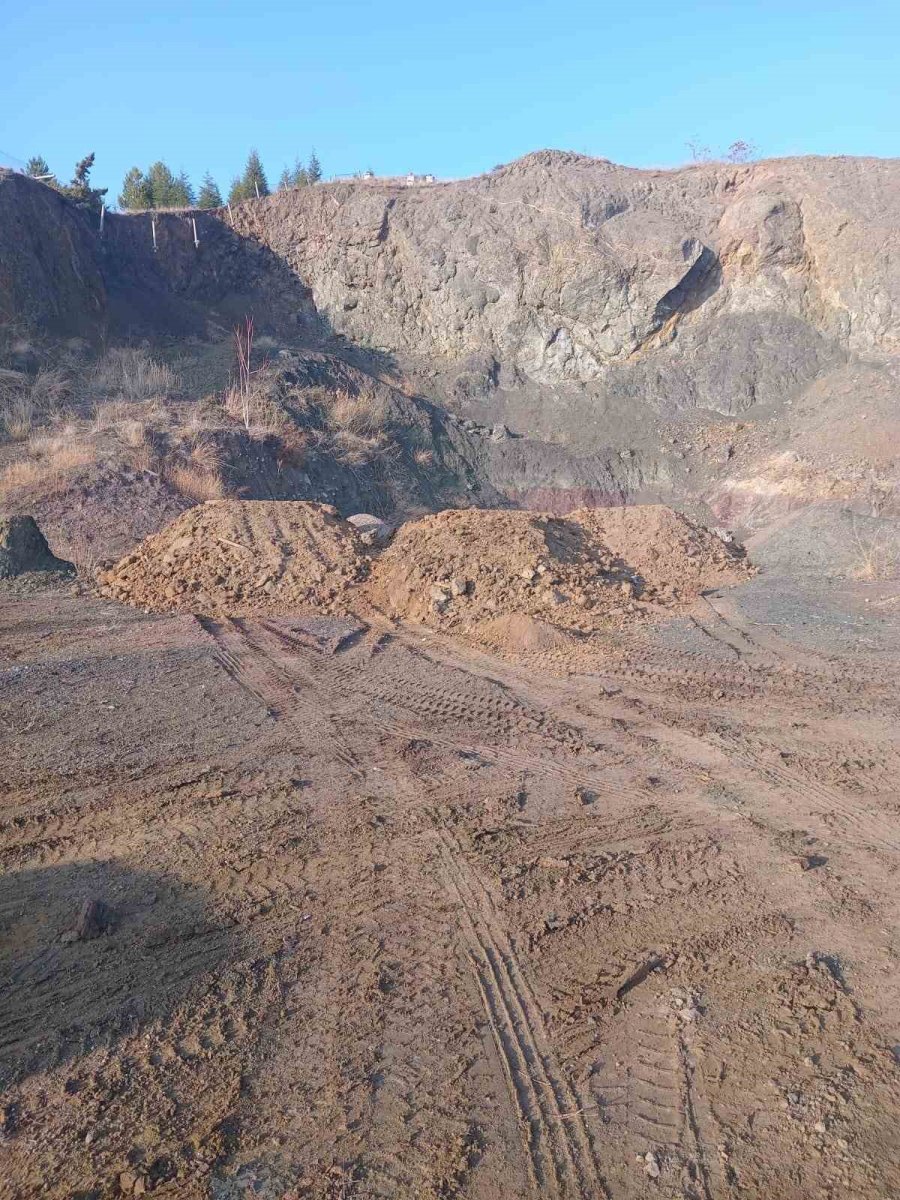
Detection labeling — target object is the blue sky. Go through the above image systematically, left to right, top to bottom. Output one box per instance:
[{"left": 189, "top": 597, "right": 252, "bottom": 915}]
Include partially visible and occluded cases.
[{"left": 2, "top": 0, "right": 897, "bottom": 202}]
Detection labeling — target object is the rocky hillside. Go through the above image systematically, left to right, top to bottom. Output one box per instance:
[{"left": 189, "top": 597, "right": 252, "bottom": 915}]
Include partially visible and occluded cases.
[{"left": 1, "top": 152, "right": 898, "bottom": 536}]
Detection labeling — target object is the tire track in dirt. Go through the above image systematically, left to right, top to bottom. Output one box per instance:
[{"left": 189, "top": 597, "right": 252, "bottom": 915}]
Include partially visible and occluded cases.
[
  {"left": 197, "top": 616, "right": 362, "bottom": 776},
  {"left": 198, "top": 618, "right": 616, "bottom": 1195},
  {"left": 251, "top": 619, "right": 652, "bottom": 808},
  {"left": 712, "top": 731, "right": 900, "bottom": 855},
  {"left": 435, "top": 824, "right": 609, "bottom": 1199}
]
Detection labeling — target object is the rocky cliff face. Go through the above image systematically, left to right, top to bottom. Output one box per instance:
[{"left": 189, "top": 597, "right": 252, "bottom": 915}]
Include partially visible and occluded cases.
[
  {"left": 225, "top": 151, "right": 899, "bottom": 432},
  {"left": 1, "top": 152, "right": 897, "bottom": 516}
]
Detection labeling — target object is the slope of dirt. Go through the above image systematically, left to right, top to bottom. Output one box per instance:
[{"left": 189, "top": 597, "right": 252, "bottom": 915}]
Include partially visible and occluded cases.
[
  {"left": 99, "top": 499, "right": 368, "bottom": 615},
  {"left": 365, "top": 505, "right": 752, "bottom": 634},
  {"left": 1, "top": 579, "right": 900, "bottom": 1199}
]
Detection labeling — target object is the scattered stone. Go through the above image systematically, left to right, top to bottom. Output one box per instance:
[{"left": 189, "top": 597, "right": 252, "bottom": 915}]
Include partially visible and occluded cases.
[{"left": 644, "top": 1151, "right": 660, "bottom": 1178}]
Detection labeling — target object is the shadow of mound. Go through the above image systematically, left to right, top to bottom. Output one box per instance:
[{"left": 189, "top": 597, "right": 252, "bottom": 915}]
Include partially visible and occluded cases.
[{"left": 0, "top": 858, "right": 241, "bottom": 1087}]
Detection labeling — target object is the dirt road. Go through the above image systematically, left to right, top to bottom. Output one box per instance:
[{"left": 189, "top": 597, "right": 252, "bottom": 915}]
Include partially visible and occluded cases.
[{"left": 2, "top": 579, "right": 900, "bottom": 1198}]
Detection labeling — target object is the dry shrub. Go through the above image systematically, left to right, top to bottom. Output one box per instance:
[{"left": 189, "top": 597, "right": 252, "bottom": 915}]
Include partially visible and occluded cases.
[
  {"left": 89, "top": 347, "right": 178, "bottom": 401},
  {"left": 0, "top": 367, "right": 70, "bottom": 440},
  {"left": 30, "top": 367, "right": 70, "bottom": 412},
  {"left": 223, "top": 382, "right": 285, "bottom": 435},
  {"left": 325, "top": 389, "right": 388, "bottom": 436},
  {"left": 118, "top": 418, "right": 147, "bottom": 448},
  {"left": 187, "top": 434, "right": 223, "bottom": 475},
  {"left": 128, "top": 444, "right": 156, "bottom": 474},
  {"left": 414, "top": 447, "right": 434, "bottom": 467},
  {"left": 165, "top": 461, "right": 225, "bottom": 501},
  {"left": 851, "top": 520, "right": 899, "bottom": 581},
  {"left": 64, "top": 533, "right": 106, "bottom": 579}
]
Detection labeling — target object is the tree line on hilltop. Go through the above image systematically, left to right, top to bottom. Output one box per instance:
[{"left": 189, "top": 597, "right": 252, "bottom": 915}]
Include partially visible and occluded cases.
[
  {"left": 23, "top": 149, "right": 322, "bottom": 212},
  {"left": 116, "top": 149, "right": 322, "bottom": 211}
]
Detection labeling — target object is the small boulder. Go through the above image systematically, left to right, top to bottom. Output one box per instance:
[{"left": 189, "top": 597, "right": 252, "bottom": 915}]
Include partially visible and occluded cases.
[
  {"left": 346, "top": 513, "right": 393, "bottom": 547},
  {"left": 0, "top": 515, "right": 74, "bottom": 579}
]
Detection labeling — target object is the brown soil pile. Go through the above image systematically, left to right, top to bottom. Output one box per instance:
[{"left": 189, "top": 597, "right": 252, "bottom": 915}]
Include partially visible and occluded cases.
[
  {"left": 99, "top": 500, "right": 369, "bottom": 615},
  {"left": 365, "top": 505, "right": 752, "bottom": 632}
]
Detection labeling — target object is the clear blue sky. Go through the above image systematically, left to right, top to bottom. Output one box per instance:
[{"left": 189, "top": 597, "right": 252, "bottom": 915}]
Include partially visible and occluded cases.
[{"left": 2, "top": 0, "right": 897, "bottom": 202}]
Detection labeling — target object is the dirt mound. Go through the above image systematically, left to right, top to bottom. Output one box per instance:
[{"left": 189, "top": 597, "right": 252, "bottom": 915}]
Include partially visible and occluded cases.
[
  {"left": 99, "top": 500, "right": 369, "bottom": 615},
  {"left": 365, "top": 505, "right": 751, "bottom": 632},
  {"left": 571, "top": 505, "right": 751, "bottom": 595},
  {"left": 0, "top": 514, "right": 74, "bottom": 579}
]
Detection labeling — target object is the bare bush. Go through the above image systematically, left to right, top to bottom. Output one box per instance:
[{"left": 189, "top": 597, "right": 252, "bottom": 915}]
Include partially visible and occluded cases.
[
  {"left": 88, "top": 347, "right": 178, "bottom": 401},
  {"left": 414, "top": 447, "right": 435, "bottom": 468},
  {"left": 851, "top": 518, "right": 900, "bottom": 581}
]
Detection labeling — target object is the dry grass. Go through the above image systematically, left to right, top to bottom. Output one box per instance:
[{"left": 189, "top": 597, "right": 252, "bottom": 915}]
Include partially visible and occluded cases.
[
  {"left": 88, "top": 347, "right": 178, "bottom": 401},
  {"left": 0, "top": 367, "right": 70, "bottom": 440},
  {"left": 223, "top": 380, "right": 285, "bottom": 436},
  {"left": 325, "top": 389, "right": 388, "bottom": 436},
  {"left": 117, "top": 418, "right": 147, "bottom": 448},
  {"left": 0, "top": 441, "right": 99, "bottom": 499},
  {"left": 128, "top": 444, "right": 156, "bottom": 474},
  {"left": 414, "top": 447, "right": 435, "bottom": 468},
  {"left": 165, "top": 461, "right": 225, "bottom": 501},
  {"left": 850, "top": 520, "right": 899, "bottom": 581}
]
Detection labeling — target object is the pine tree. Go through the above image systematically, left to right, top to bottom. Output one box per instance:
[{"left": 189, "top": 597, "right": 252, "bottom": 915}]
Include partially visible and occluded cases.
[
  {"left": 243, "top": 149, "right": 269, "bottom": 198},
  {"left": 307, "top": 149, "right": 322, "bottom": 184},
  {"left": 59, "top": 153, "right": 107, "bottom": 211},
  {"left": 25, "top": 155, "right": 51, "bottom": 179},
  {"left": 278, "top": 158, "right": 309, "bottom": 190},
  {"left": 144, "top": 162, "right": 177, "bottom": 208},
  {"left": 118, "top": 167, "right": 151, "bottom": 210},
  {"left": 171, "top": 170, "right": 195, "bottom": 207},
  {"left": 197, "top": 172, "right": 223, "bottom": 209},
  {"left": 227, "top": 176, "right": 245, "bottom": 205}
]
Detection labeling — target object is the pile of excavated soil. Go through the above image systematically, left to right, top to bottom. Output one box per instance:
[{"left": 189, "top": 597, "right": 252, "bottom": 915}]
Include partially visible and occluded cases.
[
  {"left": 99, "top": 500, "right": 369, "bottom": 615},
  {"left": 365, "top": 505, "right": 752, "bottom": 633}
]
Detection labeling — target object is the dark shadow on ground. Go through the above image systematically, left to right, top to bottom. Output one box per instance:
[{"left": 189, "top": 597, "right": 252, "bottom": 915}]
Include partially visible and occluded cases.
[{"left": 0, "top": 858, "right": 240, "bottom": 1086}]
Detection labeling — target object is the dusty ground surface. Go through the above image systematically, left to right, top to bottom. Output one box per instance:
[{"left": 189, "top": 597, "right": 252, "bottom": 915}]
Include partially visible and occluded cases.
[{"left": 2, "top": 570, "right": 900, "bottom": 1200}]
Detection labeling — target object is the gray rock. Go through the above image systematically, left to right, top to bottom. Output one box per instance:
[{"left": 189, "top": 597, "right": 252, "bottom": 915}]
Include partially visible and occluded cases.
[
  {"left": 346, "top": 513, "right": 393, "bottom": 546},
  {"left": 0, "top": 515, "right": 74, "bottom": 579}
]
